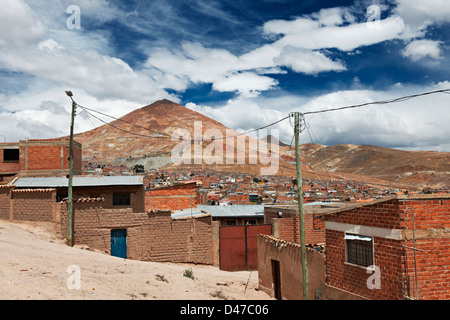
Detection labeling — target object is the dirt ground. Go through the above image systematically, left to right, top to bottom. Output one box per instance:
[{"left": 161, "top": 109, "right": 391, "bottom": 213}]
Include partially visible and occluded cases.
[{"left": 0, "top": 219, "right": 273, "bottom": 300}]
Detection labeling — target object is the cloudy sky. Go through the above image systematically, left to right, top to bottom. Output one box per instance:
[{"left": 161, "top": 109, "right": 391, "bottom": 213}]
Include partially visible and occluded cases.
[{"left": 1, "top": 0, "right": 449, "bottom": 151}]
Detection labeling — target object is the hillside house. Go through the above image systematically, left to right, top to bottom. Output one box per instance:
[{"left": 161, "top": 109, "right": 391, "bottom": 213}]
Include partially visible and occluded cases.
[
  {"left": 0, "top": 138, "right": 82, "bottom": 183},
  {"left": 13, "top": 175, "right": 145, "bottom": 212},
  {"left": 258, "top": 194, "right": 450, "bottom": 300},
  {"left": 323, "top": 194, "right": 450, "bottom": 300}
]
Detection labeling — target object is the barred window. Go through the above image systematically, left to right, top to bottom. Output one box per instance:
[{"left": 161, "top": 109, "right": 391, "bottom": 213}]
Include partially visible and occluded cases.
[{"left": 345, "top": 234, "right": 374, "bottom": 267}]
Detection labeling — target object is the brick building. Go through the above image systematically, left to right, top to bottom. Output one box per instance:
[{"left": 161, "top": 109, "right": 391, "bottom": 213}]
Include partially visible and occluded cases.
[
  {"left": 0, "top": 138, "right": 82, "bottom": 182},
  {"left": 0, "top": 176, "right": 215, "bottom": 265},
  {"left": 13, "top": 176, "right": 145, "bottom": 211},
  {"left": 145, "top": 182, "right": 197, "bottom": 212},
  {"left": 323, "top": 194, "right": 449, "bottom": 300},
  {"left": 258, "top": 195, "right": 449, "bottom": 300},
  {"left": 264, "top": 202, "right": 353, "bottom": 245}
]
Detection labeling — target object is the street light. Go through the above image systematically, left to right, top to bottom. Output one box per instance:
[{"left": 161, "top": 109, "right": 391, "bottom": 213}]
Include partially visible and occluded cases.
[{"left": 65, "top": 90, "right": 76, "bottom": 247}]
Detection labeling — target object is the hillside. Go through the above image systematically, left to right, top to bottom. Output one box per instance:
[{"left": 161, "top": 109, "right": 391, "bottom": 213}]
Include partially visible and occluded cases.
[{"left": 301, "top": 143, "right": 450, "bottom": 190}]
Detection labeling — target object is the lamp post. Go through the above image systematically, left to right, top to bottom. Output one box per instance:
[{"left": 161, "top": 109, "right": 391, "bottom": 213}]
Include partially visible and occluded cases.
[
  {"left": 65, "top": 91, "right": 75, "bottom": 247},
  {"left": 294, "top": 112, "right": 308, "bottom": 300}
]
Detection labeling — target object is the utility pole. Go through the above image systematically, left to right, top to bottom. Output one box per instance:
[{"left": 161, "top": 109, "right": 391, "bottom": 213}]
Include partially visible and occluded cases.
[
  {"left": 65, "top": 91, "right": 76, "bottom": 247},
  {"left": 294, "top": 112, "right": 308, "bottom": 300}
]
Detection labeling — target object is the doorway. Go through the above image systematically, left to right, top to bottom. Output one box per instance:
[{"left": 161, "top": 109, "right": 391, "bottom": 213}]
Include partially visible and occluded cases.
[
  {"left": 111, "top": 229, "right": 127, "bottom": 259},
  {"left": 271, "top": 259, "right": 282, "bottom": 300}
]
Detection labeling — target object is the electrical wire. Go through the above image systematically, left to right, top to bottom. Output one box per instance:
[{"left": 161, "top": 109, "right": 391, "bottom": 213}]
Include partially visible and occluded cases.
[
  {"left": 302, "top": 88, "right": 450, "bottom": 115},
  {"left": 76, "top": 102, "right": 290, "bottom": 143},
  {"left": 76, "top": 103, "right": 172, "bottom": 138}
]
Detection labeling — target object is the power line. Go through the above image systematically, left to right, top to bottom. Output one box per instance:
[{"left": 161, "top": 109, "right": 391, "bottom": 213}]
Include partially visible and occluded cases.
[
  {"left": 302, "top": 88, "right": 450, "bottom": 115},
  {"left": 76, "top": 102, "right": 290, "bottom": 143},
  {"left": 76, "top": 104, "right": 171, "bottom": 138},
  {"left": 80, "top": 107, "right": 171, "bottom": 140}
]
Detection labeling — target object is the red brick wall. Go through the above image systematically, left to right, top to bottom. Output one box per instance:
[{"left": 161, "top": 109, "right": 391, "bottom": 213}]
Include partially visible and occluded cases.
[
  {"left": 19, "top": 139, "right": 82, "bottom": 174},
  {"left": 0, "top": 146, "right": 21, "bottom": 174},
  {"left": 145, "top": 183, "right": 197, "bottom": 211},
  {"left": 324, "top": 198, "right": 450, "bottom": 300},
  {"left": 399, "top": 199, "right": 450, "bottom": 300},
  {"left": 265, "top": 207, "right": 325, "bottom": 245},
  {"left": 325, "top": 228, "right": 405, "bottom": 300}
]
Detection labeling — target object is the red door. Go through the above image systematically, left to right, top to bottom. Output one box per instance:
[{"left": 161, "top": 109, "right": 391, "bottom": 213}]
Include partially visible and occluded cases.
[
  {"left": 219, "top": 224, "right": 271, "bottom": 271},
  {"left": 219, "top": 226, "right": 246, "bottom": 271}
]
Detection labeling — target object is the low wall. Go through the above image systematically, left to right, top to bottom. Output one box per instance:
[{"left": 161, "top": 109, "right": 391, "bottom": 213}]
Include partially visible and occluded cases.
[{"left": 10, "top": 189, "right": 57, "bottom": 222}]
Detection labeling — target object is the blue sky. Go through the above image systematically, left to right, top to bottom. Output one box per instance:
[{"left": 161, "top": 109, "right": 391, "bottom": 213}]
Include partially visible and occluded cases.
[{"left": 0, "top": 0, "right": 449, "bottom": 151}]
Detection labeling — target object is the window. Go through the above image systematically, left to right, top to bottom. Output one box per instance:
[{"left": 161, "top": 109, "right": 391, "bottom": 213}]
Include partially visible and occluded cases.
[
  {"left": 3, "top": 149, "right": 19, "bottom": 162},
  {"left": 113, "top": 193, "right": 130, "bottom": 206},
  {"left": 244, "top": 219, "right": 257, "bottom": 225},
  {"left": 226, "top": 220, "right": 237, "bottom": 226},
  {"left": 345, "top": 234, "right": 374, "bottom": 267}
]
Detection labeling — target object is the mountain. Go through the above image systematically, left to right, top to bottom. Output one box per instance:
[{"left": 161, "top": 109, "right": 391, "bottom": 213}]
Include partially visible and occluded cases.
[
  {"left": 73, "top": 99, "right": 449, "bottom": 189},
  {"left": 74, "top": 99, "right": 296, "bottom": 176},
  {"left": 261, "top": 135, "right": 289, "bottom": 147}
]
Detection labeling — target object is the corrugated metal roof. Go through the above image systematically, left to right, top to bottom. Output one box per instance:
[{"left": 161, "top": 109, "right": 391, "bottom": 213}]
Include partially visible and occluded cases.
[
  {"left": 13, "top": 176, "right": 143, "bottom": 188},
  {"left": 172, "top": 204, "right": 265, "bottom": 219}
]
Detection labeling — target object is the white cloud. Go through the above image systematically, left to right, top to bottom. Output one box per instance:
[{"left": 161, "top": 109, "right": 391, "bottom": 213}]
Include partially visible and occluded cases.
[
  {"left": 0, "top": 0, "right": 46, "bottom": 48},
  {"left": 395, "top": 0, "right": 450, "bottom": 30},
  {"left": 269, "top": 16, "right": 405, "bottom": 52},
  {"left": 402, "top": 39, "right": 443, "bottom": 61},
  {"left": 274, "top": 46, "right": 346, "bottom": 75},
  {"left": 212, "top": 73, "right": 278, "bottom": 96},
  {"left": 186, "top": 82, "right": 450, "bottom": 152}
]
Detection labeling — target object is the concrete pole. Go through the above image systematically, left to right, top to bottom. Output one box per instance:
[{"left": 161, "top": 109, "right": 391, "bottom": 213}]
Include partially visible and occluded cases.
[
  {"left": 66, "top": 93, "right": 76, "bottom": 247},
  {"left": 294, "top": 112, "right": 308, "bottom": 300}
]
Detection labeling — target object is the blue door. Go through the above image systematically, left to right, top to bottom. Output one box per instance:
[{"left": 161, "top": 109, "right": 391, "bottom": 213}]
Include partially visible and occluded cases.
[{"left": 111, "top": 229, "right": 127, "bottom": 259}]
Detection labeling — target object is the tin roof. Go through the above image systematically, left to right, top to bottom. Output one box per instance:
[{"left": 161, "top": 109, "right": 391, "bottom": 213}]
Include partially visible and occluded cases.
[
  {"left": 13, "top": 176, "right": 143, "bottom": 188},
  {"left": 172, "top": 204, "right": 265, "bottom": 219}
]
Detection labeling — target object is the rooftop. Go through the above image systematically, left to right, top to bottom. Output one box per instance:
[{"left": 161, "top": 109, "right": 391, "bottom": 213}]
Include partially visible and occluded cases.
[
  {"left": 13, "top": 175, "right": 144, "bottom": 188},
  {"left": 172, "top": 204, "right": 265, "bottom": 219}
]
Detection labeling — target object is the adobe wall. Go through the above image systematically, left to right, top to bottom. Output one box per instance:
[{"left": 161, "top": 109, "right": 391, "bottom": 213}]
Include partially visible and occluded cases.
[
  {"left": 72, "top": 185, "right": 145, "bottom": 213},
  {"left": 0, "top": 186, "right": 13, "bottom": 220},
  {"left": 10, "top": 189, "right": 57, "bottom": 222},
  {"left": 59, "top": 199, "right": 213, "bottom": 265},
  {"left": 257, "top": 234, "right": 326, "bottom": 300}
]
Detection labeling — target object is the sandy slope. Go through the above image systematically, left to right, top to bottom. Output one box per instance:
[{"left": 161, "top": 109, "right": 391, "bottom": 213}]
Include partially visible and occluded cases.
[{"left": 0, "top": 220, "right": 272, "bottom": 300}]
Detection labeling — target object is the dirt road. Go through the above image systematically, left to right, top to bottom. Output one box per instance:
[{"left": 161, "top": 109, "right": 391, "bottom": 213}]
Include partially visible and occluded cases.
[{"left": 0, "top": 220, "right": 272, "bottom": 300}]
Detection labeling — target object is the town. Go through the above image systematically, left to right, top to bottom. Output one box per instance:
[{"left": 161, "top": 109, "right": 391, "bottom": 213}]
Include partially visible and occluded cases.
[{"left": 0, "top": 137, "right": 448, "bottom": 301}]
